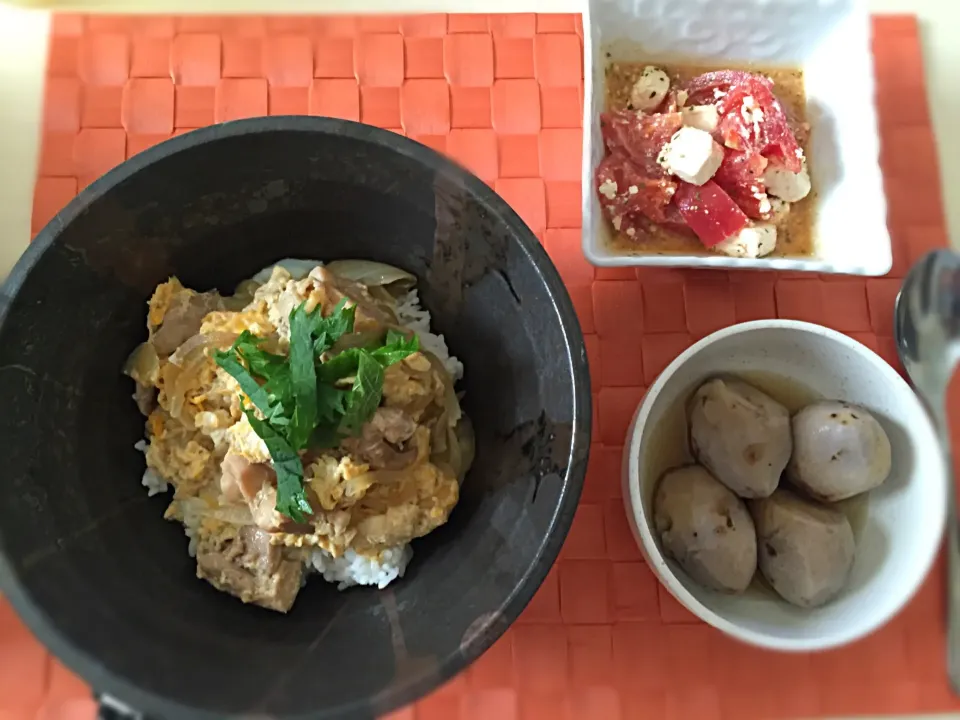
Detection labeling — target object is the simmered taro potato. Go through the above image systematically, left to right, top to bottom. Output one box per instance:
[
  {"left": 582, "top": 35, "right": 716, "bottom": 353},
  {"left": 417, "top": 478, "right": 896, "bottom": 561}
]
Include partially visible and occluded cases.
[
  {"left": 688, "top": 377, "right": 792, "bottom": 499},
  {"left": 788, "top": 401, "right": 892, "bottom": 502},
  {"left": 653, "top": 465, "right": 757, "bottom": 593},
  {"left": 750, "top": 488, "right": 855, "bottom": 608}
]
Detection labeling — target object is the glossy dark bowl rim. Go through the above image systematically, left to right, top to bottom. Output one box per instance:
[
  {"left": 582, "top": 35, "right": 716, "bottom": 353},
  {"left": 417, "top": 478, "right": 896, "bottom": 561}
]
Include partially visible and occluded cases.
[{"left": 0, "top": 116, "right": 592, "bottom": 720}]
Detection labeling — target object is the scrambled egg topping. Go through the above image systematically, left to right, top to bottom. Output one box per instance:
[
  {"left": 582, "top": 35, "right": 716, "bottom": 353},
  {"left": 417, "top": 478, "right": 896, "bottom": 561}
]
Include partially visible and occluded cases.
[{"left": 130, "top": 265, "right": 467, "bottom": 577}]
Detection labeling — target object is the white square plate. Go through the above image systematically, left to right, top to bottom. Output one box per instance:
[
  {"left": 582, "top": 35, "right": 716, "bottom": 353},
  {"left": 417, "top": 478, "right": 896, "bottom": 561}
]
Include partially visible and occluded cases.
[{"left": 581, "top": 0, "right": 892, "bottom": 276}]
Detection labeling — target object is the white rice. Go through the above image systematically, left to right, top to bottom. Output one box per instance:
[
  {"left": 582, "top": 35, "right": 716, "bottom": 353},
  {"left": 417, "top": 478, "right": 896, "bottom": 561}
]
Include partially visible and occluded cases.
[
  {"left": 136, "top": 261, "right": 458, "bottom": 592},
  {"left": 395, "top": 288, "right": 464, "bottom": 381},
  {"left": 135, "top": 439, "right": 169, "bottom": 496},
  {"left": 176, "top": 499, "right": 206, "bottom": 558},
  {"left": 308, "top": 545, "right": 413, "bottom": 590}
]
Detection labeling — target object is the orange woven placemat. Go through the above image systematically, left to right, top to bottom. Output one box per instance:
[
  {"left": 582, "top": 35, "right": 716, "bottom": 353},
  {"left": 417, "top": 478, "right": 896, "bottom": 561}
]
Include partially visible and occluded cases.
[{"left": 3, "top": 11, "right": 956, "bottom": 720}]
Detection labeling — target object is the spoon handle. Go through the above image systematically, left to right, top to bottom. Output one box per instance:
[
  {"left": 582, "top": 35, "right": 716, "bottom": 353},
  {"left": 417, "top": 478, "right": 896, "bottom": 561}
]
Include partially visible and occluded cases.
[{"left": 948, "top": 476, "right": 960, "bottom": 694}]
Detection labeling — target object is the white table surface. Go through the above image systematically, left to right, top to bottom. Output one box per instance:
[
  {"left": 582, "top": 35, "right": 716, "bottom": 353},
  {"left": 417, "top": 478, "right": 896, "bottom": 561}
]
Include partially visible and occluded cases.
[{"left": 0, "top": 1, "right": 958, "bottom": 717}]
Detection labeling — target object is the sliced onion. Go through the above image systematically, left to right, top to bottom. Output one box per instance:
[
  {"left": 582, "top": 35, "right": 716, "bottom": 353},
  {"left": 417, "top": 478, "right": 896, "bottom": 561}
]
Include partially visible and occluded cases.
[
  {"left": 251, "top": 259, "right": 321, "bottom": 284},
  {"left": 325, "top": 260, "right": 416, "bottom": 294},
  {"left": 224, "top": 279, "right": 261, "bottom": 310},
  {"left": 165, "top": 332, "right": 237, "bottom": 419},
  {"left": 169, "top": 332, "right": 238, "bottom": 367},
  {"left": 123, "top": 342, "right": 160, "bottom": 385},
  {"left": 423, "top": 351, "right": 462, "bottom": 425},
  {"left": 431, "top": 411, "right": 449, "bottom": 454},
  {"left": 172, "top": 497, "right": 254, "bottom": 526}
]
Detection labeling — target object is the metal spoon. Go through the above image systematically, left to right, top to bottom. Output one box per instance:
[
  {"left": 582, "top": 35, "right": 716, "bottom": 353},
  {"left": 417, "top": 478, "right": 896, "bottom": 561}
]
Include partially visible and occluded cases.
[{"left": 894, "top": 248, "right": 960, "bottom": 693}]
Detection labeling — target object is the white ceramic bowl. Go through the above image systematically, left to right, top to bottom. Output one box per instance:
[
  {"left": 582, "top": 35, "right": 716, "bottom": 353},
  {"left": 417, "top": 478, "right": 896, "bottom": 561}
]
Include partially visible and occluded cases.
[
  {"left": 581, "top": 0, "right": 891, "bottom": 275},
  {"left": 623, "top": 320, "right": 945, "bottom": 651}
]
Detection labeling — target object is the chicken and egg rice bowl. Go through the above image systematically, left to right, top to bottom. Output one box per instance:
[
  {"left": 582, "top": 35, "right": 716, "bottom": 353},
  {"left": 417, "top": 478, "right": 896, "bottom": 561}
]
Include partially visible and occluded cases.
[{"left": 124, "top": 259, "right": 474, "bottom": 613}]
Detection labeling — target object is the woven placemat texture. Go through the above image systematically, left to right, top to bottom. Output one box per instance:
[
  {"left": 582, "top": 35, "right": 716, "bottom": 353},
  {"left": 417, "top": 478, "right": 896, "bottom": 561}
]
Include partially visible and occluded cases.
[{"left": 1, "top": 11, "right": 956, "bottom": 720}]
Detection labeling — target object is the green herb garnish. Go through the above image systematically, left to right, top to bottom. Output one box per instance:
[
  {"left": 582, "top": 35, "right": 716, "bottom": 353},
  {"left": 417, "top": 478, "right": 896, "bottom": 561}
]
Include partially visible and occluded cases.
[
  {"left": 213, "top": 298, "right": 419, "bottom": 521},
  {"left": 287, "top": 303, "right": 322, "bottom": 450},
  {"left": 371, "top": 329, "right": 420, "bottom": 367},
  {"left": 340, "top": 352, "right": 385, "bottom": 435},
  {"left": 244, "top": 409, "right": 313, "bottom": 521}
]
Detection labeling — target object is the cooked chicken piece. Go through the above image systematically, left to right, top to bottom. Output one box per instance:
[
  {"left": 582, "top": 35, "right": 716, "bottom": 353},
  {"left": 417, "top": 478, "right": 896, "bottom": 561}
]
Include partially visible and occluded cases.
[
  {"left": 148, "top": 279, "right": 225, "bottom": 356},
  {"left": 371, "top": 407, "right": 418, "bottom": 444},
  {"left": 341, "top": 408, "right": 420, "bottom": 471},
  {"left": 341, "top": 427, "right": 417, "bottom": 471},
  {"left": 220, "top": 453, "right": 275, "bottom": 504},
  {"left": 219, "top": 454, "right": 310, "bottom": 533},
  {"left": 195, "top": 523, "right": 303, "bottom": 613}
]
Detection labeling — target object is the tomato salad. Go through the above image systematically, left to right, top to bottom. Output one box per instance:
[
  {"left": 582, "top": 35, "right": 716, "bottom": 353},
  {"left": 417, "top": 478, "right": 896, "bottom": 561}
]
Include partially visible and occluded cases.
[{"left": 596, "top": 66, "right": 812, "bottom": 259}]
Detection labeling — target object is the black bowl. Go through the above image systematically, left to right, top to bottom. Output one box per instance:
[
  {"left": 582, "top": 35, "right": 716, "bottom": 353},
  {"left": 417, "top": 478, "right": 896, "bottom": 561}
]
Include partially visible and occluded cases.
[{"left": 0, "top": 117, "right": 590, "bottom": 719}]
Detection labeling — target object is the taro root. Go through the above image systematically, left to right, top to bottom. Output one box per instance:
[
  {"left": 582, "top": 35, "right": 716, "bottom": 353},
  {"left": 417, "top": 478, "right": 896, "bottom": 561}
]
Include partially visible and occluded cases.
[
  {"left": 688, "top": 377, "right": 792, "bottom": 499},
  {"left": 788, "top": 400, "right": 892, "bottom": 502},
  {"left": 653, "top": 465, "right": 757, "bottom": 593},
  {"left": 750, "top": 488, "right": 855, "bottom": 608}
]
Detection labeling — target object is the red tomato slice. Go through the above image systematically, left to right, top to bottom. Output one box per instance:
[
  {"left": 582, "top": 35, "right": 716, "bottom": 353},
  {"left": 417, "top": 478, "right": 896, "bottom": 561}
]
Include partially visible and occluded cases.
[
  {"left": 684, "top": 70, "right": 773, "bottom": 106},
  {"left": 715, "top": 80, "right": 803, "bottom": 172},
  {"left": 600, "top": 110, "right": 683, "bottom": 177},
  {"left": 713, "top": 150, "right": 771, "bottom": 219},
  {"left": 714, "top": 150, "right": 767, "bottom": 188},
  {"left": 595, "top": 152, "right": 678, "bottom": 224},
  {"left": 624, "top": 176, "right": 678, "bottom": 222},
  {"left": 673, "top": 180, "right": 749, "bottom": 248},
  {"left": 725, "top": 188, "right": 770, "bottom": 220},
  {"left": 657, "top": 203, "right": 696, "bottom": 236},
  {"left": 617, "top": 208, "right": 697, "bottom": 243}
]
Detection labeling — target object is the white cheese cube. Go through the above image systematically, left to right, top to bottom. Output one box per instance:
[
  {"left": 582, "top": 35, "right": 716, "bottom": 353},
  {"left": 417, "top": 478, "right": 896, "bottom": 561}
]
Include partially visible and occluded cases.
[
  {"left": 630, "top": 66, "right": 671, "bottom": 112},
  {"left": 681, "top": 104, "right": 720, "bottom": 132},
  {"left": 657, "top": 127, "right": 724, "bottom": 186},
  {"left": 762, "top": 161, "right": 811, "bottom": 202},
  {"left": 714, "top": 224, "right": 778, "bottom": 259}
]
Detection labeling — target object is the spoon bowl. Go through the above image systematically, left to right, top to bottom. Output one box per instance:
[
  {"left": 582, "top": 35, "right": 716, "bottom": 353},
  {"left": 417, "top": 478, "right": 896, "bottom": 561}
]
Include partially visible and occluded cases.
[
  {"left": 894, "top": 248, "right": 960, "bottom": 693},
  {"left": 895, "top": 249, "right": 960, "bottom": 422}
]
